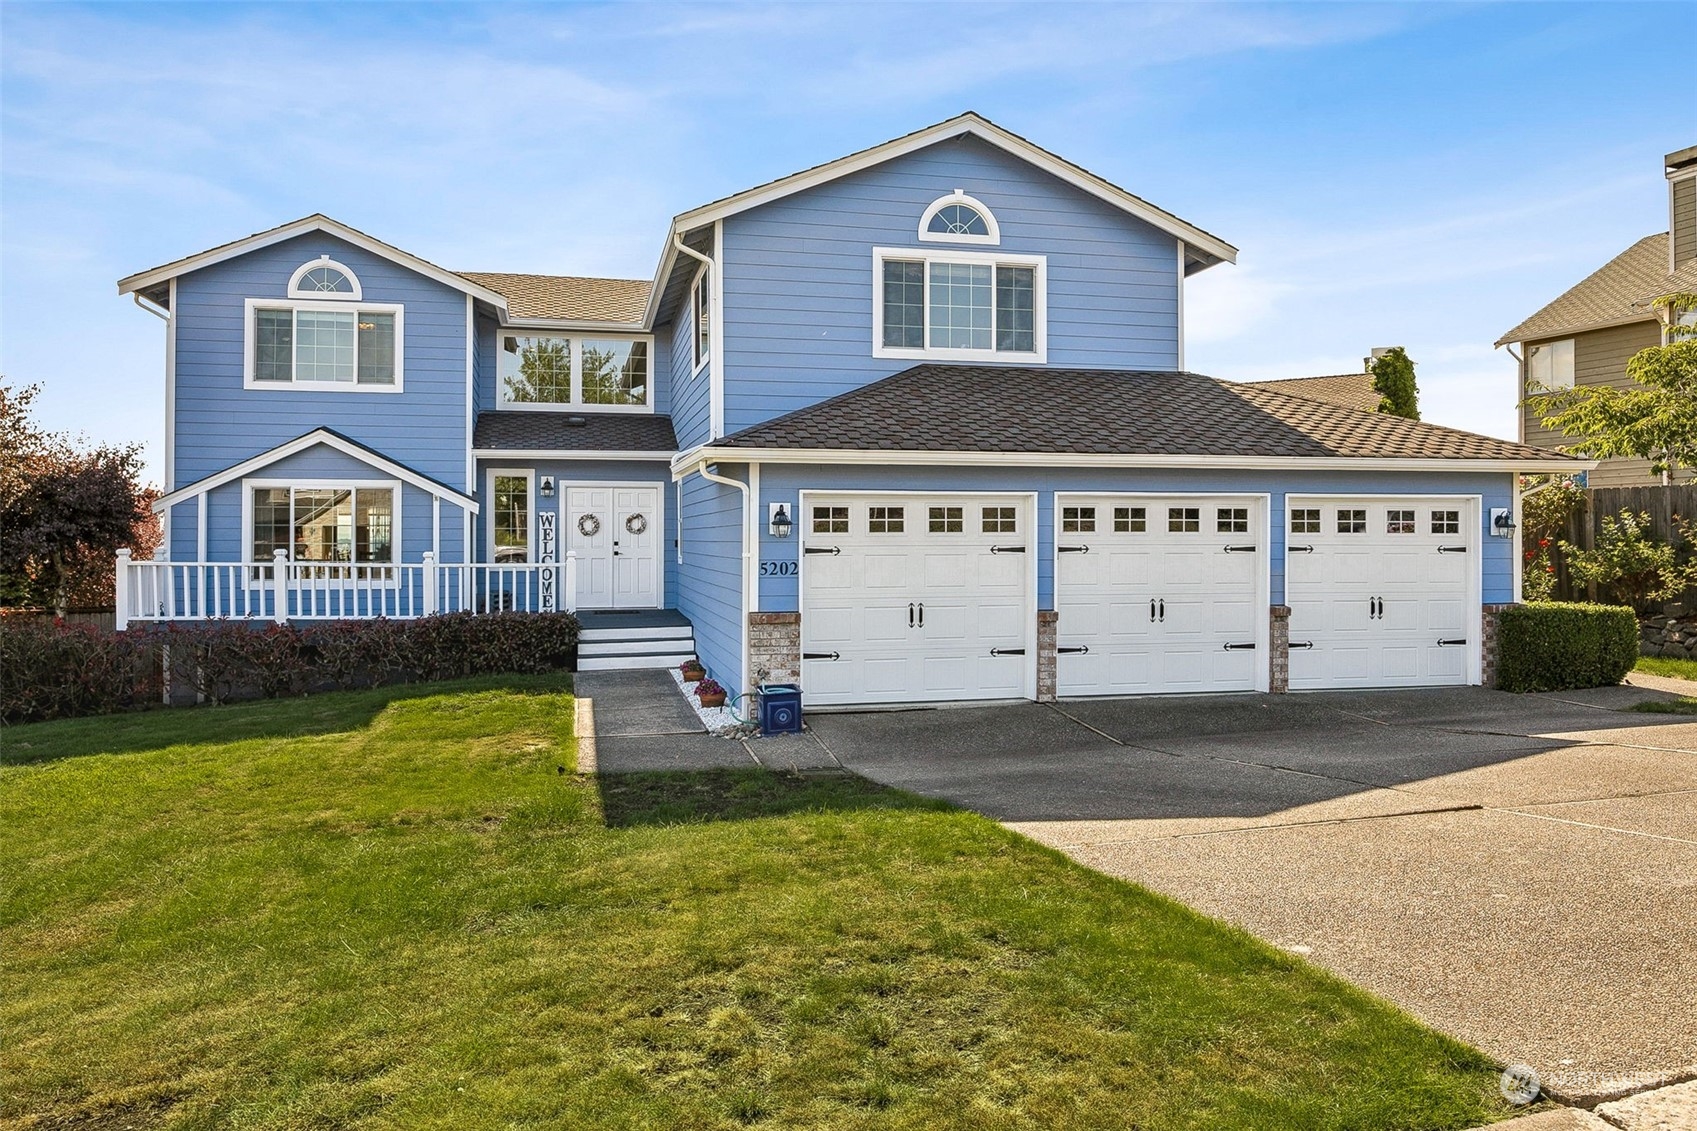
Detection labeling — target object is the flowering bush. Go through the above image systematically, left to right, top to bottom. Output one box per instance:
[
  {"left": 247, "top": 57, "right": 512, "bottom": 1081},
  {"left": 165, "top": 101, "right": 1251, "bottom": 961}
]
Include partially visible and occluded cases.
[
  {"left": 1519, "top": 477, "right": 1584, "bottom": 602},
  {"left": 1559, "top": 510, "right": 1697, "bottom": 613},
  {"left": 1, "top": 612, "right": 580, "bottom": 724},
  {"left": 694, "top": 678, "right": 726, "bottom": 697}
]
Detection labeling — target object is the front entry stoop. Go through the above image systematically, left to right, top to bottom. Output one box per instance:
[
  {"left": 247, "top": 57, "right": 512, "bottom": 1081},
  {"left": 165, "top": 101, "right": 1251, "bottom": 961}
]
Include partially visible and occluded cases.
[{"left": 577, "top": 609, "right": 696, "bottom": 672}]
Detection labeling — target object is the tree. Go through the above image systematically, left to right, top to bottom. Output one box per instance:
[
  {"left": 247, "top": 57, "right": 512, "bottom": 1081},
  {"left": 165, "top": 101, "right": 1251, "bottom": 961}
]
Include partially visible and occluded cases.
[
  {"left": 1535, "top": 292, "right": 1697, "bottom": 481},
  {"left": 1368, "top": 346, "right": 1419, "bottom": 420},
  {"left": 0, "top": 382, "right": 160, "bottom": 616}
]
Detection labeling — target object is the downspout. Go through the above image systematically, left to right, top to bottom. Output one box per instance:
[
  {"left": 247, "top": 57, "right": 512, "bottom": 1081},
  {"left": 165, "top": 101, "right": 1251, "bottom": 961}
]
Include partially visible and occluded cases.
[
  {"left": 133, "top": 293, "right": 169, "bottom": 321},
  {"left": 693, "top": 459, "right": 753, "bottom": 695}
]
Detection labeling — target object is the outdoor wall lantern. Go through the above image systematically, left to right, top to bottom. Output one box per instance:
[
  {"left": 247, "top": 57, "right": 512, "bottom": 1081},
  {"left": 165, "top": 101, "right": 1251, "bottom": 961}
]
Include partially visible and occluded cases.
[
  {"left": 539, "top": 476, "right": 556, "bottom": 499},
  {"left": 768, "top": 503, "right": 793, "bottom": 539},
  {"left": 1490, "top": 508, "right": 1515, "bottom": 537}
]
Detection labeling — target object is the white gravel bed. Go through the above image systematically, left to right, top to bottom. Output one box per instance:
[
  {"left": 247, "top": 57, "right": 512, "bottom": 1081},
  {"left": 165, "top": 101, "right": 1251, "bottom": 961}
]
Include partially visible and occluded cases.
[{"left": 669, "top": 667, "right": 754, "bottom": 736}]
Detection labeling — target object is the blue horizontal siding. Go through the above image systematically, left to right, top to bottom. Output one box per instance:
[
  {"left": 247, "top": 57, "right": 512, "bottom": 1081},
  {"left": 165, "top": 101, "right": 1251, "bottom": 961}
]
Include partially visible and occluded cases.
[
  {"left": 754, "top": 465, "right": 1516, "bottom": 610},
  {"left": 676, "top": 469, "right": 745, "bottom": 695}
]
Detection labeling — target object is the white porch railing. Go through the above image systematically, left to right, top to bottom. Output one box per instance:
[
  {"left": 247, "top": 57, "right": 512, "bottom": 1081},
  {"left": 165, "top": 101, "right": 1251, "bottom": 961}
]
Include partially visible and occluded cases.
[{"left": 114, "top": 548, "right": 578, "bottom": 629}]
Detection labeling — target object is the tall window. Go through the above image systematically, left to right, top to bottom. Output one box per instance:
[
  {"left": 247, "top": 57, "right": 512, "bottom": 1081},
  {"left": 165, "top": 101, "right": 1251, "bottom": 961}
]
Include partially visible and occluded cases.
[
  {"left": 874, "top": 249, "right": 1044, "bottom": 361},
  {"left": 692, "top": 267, "right": 711, "bottom": 371},
  {"left": 250, "top": 304, "right": 399, "bottom": 387},
  {"left": 496, "top": 335, "right": 651, "bottom": 409},
  {"left": 1526, "top": 339, "right": 1574, "bottom": 391},
  {"left": 491, "top": 474, "right": 531, "bottom": 563},
  {"left": 250, "top": 485, "right": 394, "bottom": 563}
]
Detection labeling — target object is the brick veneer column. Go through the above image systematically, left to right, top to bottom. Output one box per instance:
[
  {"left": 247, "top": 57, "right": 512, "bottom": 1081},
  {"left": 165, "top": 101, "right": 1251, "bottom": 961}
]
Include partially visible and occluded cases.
[
  {"left": 1480, "top": 604, "right": 1511, "bottom": 689},
  {"left": 1269, "top": 605, "right": 1291, "bottom": 694},
  {"left": 1036, "top": 610, "right": 1059, "bottom": 703},
  {"left": 748, "top": 612, "right": 800, "bottom": 688}
]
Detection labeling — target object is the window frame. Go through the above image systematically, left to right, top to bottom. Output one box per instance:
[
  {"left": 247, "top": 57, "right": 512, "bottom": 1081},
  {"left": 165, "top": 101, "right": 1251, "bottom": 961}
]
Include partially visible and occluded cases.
[
  {"left": 917, "top": 191, "right": 1001, "bottom": 246},
  {"left": 870, "top": 246, "right": 1047, "bottom": 363},
  {"left": 287, "top": 257, "right": 363, "bottom": 300},
  {"left": 690, "top": 264, "right": 711, "bottom": 375},
  {"left": 243, "top": 297, "right": 405, "bottom": 393},
  {"left": 493, "top": 331, "right": 655, "bottom": 414},
  {"left": 1525, "top": 338, "right": 1575, "bottom": 392},
  {"left": 485, "top": 467, "right": 537, "bottom": 565},
  {"left": 241, "top": 478, "right": 402, "bottom": 566}
]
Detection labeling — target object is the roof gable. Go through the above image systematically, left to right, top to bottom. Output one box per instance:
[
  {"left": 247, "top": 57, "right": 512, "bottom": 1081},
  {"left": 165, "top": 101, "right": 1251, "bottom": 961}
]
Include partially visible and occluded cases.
[{"left": 1495, "top": 233, "right": 1670, "bottom": 346}]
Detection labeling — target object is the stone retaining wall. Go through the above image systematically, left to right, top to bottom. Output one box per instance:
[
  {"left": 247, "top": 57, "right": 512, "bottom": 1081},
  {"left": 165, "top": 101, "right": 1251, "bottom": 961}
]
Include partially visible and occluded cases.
[{"left": 1640, "top": 612, "right": 1697, "bottom": 659}]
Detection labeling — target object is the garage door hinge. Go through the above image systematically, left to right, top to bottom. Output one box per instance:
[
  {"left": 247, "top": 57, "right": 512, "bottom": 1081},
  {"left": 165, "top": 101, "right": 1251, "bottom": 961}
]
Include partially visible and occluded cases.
[
  {"left": 803, "top": 545, "right": 841, "bottom": 556},
  {"left": 990, "top": 545, "right": 1026, "bottom": 554},
  {"left": 1057, "top": 545, "right": 1089, "bottom": 554},
  {"left": 1223, "top": 545, "right": 1257, "bottom": 553},
  {"left": 1289, "top": 545, "right": 1314, "bottom": 553},
  {"left": 1437, "top": 545, "right": 1468, "bottom": 554},
  {"left": 1436, "top": 638, "right": 1468, "bottom": 647},
  {"left": 1289, "top": 641, "right": 1314, "bottom": 649},
  {"left": 1222, "top": 642, "right": 1257, "bottom": 650},
  {"left": 1057, "top": 645, "right": 1090, "bottom": 655},
  {"left": 989, "top": 647, "right": 1026, "bottom": 656},
  {"left": 802, "top": 651, "right": 841, "bottom": 661}
]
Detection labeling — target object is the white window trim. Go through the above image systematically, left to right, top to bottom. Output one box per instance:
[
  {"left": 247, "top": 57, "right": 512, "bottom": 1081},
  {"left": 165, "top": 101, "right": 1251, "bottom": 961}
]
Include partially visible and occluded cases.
[
  {"left": 917, "top": 190, "right": 1001, "bottom": 245},
  {"left": 871, "top": 246, "right": 1048, "bottom": 364},
  {"left": 287, "top": 256, "right": 363, "bottom": 300},
  {"left": 690, "top": 263, "right": 711, "bottom": 376},
  {"left": 243, "top": 297, "right": 406, "bottom": 393},
  {"left": 493, "top": 331, "right": 656, "bottom": 414},
  {"left": 1525, "top": 337, "right": 1575, "bottom": 393},
  {"left": 486, "top": 467, "right": 537, "bottom": 564},
  {"left": 241, "top": 478, "right": 403, "bottom": 564}
]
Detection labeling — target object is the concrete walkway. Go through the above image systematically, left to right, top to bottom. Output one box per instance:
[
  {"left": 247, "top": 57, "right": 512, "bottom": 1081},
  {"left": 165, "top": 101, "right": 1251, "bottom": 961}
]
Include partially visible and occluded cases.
[{"left": 805, "top": 685, "right": 1697, "bottom": 1105}]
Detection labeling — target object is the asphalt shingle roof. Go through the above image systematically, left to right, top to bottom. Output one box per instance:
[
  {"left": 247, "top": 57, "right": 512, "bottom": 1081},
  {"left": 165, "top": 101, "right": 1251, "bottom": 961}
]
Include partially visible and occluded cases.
[
  {"left": 1495, "top": 233, "right": 1678, "bottom": 346},
  {"left": 456, "top": 273, "right": 651, "bottom": 323},
  {"left": 715, "top": 365, "right": 1566, "bottom": 463},
  {"left": 1241, "top": 373, "right": 1380, "bottom": 413},
  {"left": 473, "top": 411, "right": 677, "bottom": 453}
]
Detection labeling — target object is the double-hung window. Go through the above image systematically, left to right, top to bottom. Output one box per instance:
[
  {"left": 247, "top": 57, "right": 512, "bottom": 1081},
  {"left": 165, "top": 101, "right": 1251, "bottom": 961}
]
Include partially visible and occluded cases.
[
  {"left": 873, "top": 247, "right": 1046, "bottom": 362},
  {"left": 246, "top": 260, "right": 402, "bottom": 390},
  {"left": 496, "top": 334, "right": 652, "bottom": 410}
]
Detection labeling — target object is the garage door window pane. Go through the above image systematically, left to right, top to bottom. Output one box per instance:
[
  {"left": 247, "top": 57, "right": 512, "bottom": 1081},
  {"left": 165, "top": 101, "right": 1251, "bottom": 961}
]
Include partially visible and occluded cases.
[
  {"left": 812, "top": 506, "right": 847, "bottom": 534},
  {"left": 868, "top": 506, "right": 904, "bottom": 533},
  {"left": 928, "top": 506, "right": 963, "bottom": 533},
  {"left": 982, "top": 506, "right": 1016, "bottom": 533},
  {"left": 1061, "top": 506, "right": 1095, "bottom": 533},
  {"left": 1114, "top": 506, "right": 1145, "bottom": 533},
  {"left": 1168, "top": 507, "right": 1199, "bottom": 533},
  {"left": 1217, "top": 507, "right": 1248, "bottom": 533},
  {"left": 1291, "top": 508, "right": 1320, "bottom": 534},
  {"left": 1338, "top": 509, "right": 1367, "bottom": 534},
  {"left": 1387, "top": 509, "right": 1416, "bottom": 534},
  {"left": 1431, "top": 509, "right": 1460, "bottom": 534}
]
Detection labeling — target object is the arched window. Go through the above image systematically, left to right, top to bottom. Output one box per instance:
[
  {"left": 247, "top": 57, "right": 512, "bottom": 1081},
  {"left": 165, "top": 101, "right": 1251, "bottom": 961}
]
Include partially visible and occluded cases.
[
  {"left": 918, "top": 191, "right": 1000, "bottom": 245},
  {"left": 287, "top": 257, "right": 362, "bottom": 299}
]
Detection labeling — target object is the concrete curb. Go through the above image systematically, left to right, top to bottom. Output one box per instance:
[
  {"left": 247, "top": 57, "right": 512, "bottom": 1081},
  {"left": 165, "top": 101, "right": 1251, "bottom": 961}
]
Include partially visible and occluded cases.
[{"left": 574, "top": 697, "right": 597, "bottom": 774}]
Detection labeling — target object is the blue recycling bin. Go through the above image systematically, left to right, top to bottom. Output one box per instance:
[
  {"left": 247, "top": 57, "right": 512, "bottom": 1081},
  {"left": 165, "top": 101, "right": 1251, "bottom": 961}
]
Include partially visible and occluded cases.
[{"left": 758, "top": 683, "right": 803, "bottom": 734}]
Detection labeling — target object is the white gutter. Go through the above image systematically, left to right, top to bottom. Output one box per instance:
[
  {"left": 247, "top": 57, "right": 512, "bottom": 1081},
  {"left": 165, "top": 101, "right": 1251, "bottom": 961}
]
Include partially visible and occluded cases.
[
  {"left": 133, "top": 293, "right": 169, "bottom": 321},
  {"left": 689, "top": 456, "right": 754, "bottom": 694}
]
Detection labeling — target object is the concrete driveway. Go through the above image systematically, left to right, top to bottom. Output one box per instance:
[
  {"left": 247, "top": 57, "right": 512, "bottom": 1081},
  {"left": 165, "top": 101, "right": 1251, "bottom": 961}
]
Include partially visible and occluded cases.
[{"left": 804, "top": 685, "right": 1697, "bottom": 1104}]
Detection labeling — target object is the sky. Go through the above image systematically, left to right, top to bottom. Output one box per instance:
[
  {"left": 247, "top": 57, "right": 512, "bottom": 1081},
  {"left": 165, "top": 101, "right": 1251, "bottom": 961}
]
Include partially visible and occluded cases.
[{"left": 1, "top": 1, "right": 1687, "bottom": 485}]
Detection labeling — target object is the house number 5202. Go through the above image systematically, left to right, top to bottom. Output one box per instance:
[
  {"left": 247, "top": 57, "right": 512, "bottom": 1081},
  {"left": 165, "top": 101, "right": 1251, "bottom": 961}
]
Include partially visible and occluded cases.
[{"left": 759, "top": 561, "right": 798, "bottom": 577}]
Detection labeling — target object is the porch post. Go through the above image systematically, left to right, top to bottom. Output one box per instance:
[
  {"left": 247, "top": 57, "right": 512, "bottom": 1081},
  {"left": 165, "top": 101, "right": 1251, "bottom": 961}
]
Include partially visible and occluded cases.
[
  {"left": 114, "top": 548, "right": 132, "bottom": 631},
  {"left": 271, "top": 548, "right": 289, "bottom": 624},
  {"left": 564, "top": 550, "right": 578, "bottom": 614},
  {"left": 422, "top": 551, "right": 438, "bottom": 617}
]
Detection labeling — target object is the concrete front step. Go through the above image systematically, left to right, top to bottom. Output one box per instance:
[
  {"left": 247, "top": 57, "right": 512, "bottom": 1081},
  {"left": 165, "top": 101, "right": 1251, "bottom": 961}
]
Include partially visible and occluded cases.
[
  {"left": 579, "top": 624, "right": 698, "bottom": 643},
  {"left": 579, "top": 635, "right": 696, "bottom": 658},
  {"left": 578, "top": 650, "right": 698, "bottom": 672}
]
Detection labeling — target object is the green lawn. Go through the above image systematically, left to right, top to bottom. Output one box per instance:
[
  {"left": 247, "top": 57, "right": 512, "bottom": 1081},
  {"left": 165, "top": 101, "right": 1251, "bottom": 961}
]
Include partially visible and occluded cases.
[
  {"left": 1636, "top": 654, "right": 1697, "bottom": 682},
  {"left": 2, "top": 678, "right": 1526, "bottom": 1130}
]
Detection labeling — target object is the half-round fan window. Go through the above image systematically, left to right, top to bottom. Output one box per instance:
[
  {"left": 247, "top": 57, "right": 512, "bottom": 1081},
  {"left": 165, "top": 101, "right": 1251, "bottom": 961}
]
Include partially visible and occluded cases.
[
  {"left": 917, "top": 192, "right": 1000, "bottom": 245},
  {"left": 287, "top": 257, "right": 362, "bottom": 299}
]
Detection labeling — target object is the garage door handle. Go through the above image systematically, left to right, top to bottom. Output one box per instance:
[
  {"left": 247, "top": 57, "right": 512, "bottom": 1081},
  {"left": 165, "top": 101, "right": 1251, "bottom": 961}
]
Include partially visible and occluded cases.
[
  {"left": 990, "top": 544, "right": 1026, "bottom": 554},
  {"left": 804, "top": 545, "right": 841, "bottom": 556},
  {"left": 1058, "top": 545, "right": 1089, "bottom": 554},
  {"left": 1223, "top": 545, "right": 1257, "bottom": 553},
  {"left": 1289, "top": 545, "right": 1314, "bottom": 553},
  {"left": 1437, "top": 545, "right": 1468, "bottom": 554},
  {"left": 1159, "top": 599, "right": 1165, "bottom": 621},
  {"left": 918, "top": 602, "right": 924, "bottom": 628},
  {"left": 909, "top": 603, "right": 915, "bottom": 628},
  {"left": 1436, "top": 638, "right": 1468, "bottom": 647},
  {"left": 1289, "top": 641, "right": 1314, "bottom": 650},
  {"left": 1222, "top": 642, "right": 1257, "bottom": 650},
  {"left": 1057, "top": 645, "right": 1089, "bottom": 655},
  {"left": 990, "top": 647, "right": 1026, "bottom": 657},
  {"left": 802, "top": 651, "right": 840, "bottom": 661}
]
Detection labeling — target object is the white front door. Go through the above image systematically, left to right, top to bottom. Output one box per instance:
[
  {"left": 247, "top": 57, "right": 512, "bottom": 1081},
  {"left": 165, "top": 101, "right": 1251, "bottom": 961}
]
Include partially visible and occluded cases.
[
  {"left": 565, "top": 485, "right": 661, "bottom": 609},
  {"left": 801, "top": 493, "right": 1033, "bottom": 707},
  {"left": 1055, "top": 495, "right": 1266, "bottom": 696},
  {"left": 1285, "top": 496, "right": 1476, "bottom": 689}
]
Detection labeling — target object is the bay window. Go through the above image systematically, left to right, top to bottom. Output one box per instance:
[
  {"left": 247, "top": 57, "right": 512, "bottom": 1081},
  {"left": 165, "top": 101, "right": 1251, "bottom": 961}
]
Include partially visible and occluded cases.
[
  {"left": 872, "top": 247, "right": 1045, "bottom": 362},
  {"left": 497, "top": 334, "right": 652, "bottom": 410}
]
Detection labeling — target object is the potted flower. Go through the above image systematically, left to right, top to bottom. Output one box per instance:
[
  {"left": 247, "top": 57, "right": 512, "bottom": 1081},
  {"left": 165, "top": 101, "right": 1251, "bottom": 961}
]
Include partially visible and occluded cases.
[
  {"left": 680, "top": 658, "right": 705, "bottom": 681},
  {"left": 695, "top": 678, "right": 727, "bottom": 708}
]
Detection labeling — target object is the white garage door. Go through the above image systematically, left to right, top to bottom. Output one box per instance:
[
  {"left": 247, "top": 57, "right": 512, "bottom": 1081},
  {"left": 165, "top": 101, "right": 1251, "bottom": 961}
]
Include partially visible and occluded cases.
[
  {"left": 801, "top": 493, "right": 1033, "bottom": 706},
  {"left": 1055, "top": 495, "right": 1266, "bottom": 696},
  {"left": 1285, "top": 496, "right": 1476, "bottom": 690}
]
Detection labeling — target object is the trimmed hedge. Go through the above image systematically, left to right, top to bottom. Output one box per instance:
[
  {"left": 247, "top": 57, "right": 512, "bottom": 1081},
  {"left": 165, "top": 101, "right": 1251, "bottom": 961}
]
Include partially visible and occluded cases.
[
  {"left": 1495, "top": 601, "right": 1638, "bottom": 693},
  {"left": 1, "top": 612, "right": 579, "bottom": 725}
]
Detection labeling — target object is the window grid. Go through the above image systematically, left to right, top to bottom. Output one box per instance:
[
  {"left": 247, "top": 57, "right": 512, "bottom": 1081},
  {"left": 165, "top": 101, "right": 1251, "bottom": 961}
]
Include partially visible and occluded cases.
[
  {"left": 927, "top": 204, "right": 989, "bottom": 237},
  {"left": 881, "top": 260, "right": 925, "bottom": 349},
  {"left": 928, "top": 261, "right": 993, "bottom": 350},
  {"left": 995, "top": 266, "right": 1036, "bottom": 352},
  {"left": 253, "top": 306, "right": 396, "bottom": 386},
  {"left": 580, "top": 339, "right": 649, "bottom": 406},
  {"left": 252, "top": 486, "right": 394, "bottom": 564},
  {"left": 812, "top": 506, "right": 848, "bottom": 534},
  {"left": 868, "top": 506, "right": 905, "bottom": 534},
  {"left": 928, "top": 506, "right": 963, "bottom": 533},
  {"left": 982, "top": 506, "right": 1016, "bottom": 534},
  {"left": 1061, "top": 506, "right": 1096, "bottom": 533},
  {"left": 1114, "top": 506, "right": 1146, "bottom": 533},
  {"left": 1168, "top": 507, "right": 1200, "bottom": 533},
  {"left": 1217, "top": 507, "right": 1249, "bottom": 533},
  {"left": 1291, "top": 508, "right": 1321, "bottom": 534},
  {"left": 1338, "top": 509, "right": 1367, "bottom": 534},
  {"left": 1387, "top": 509, "right": 1416, "bottom": 534},
  {"left": 1431, "top": 509, "right": 1461, "bottom": 535}
]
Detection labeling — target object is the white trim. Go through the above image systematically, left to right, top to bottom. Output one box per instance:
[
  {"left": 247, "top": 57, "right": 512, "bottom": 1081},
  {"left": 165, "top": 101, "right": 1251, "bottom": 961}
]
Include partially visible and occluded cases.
[
  {"left": 917, "top": 190, "right": 1001, "bottom": 245},
  {"left": 117, "top": 214, "right": 511, "bottom": 314},
  {"left": 710, "top": 221, "right": 726, "bottom": 439},
  {"left": 1175, "top": 239, "right": 1186, "bottom": 372},
  {"left": 870, "top": 246, "right": 1048, "bottom": 364},
  {"left": 287, "top": 256, "right": 362, "bottom": 301},
  {"left": 689, "top": 261, "right": 711, "bottom": 376},
  {"left": 165, "top": 277, "right": 178, "bottom": 491},
  {"left": 465, "top": 294, "right": 476, "bottom": 495},
  {"left": 242, "top": 298, "right": 406, "bottom": 393},
  {"left": 491, "top": 329, "right": 657, "bottom": 413},
  {"left": 154, "top": 428, "right": 477, "bottom": 513},
  {"left": 676, "top": 446, "right": 1594, "bottom": 476},
  {"left": 472, "top": 449, "right": 675, "bottom": 462},
  {"left": 696, "top": 462, "right": 752, "bottom": 689},
  {"left": 747, "top": 462, "right": 761, "bottom": 614},
  {"left": 486, "top": 467, "right": 537, "bottom": 564},
  {"left": 1511, "top": 476, "right": 1524, "bottom": 603},
  {"left": 240, "top": 477, "right": 404, "bottom": 566},
  {"left": 797, "top": 488, "right": 1040, "bottom": 703},
  {"left": 197, "top": 491, "right": 207, "bottom": 562},
  {"left": 1054, "top": 491, "right": 1272, "bottom": 694},
  {"left": 1283, "top": 493, "right": 1484, "bottom": 687}
]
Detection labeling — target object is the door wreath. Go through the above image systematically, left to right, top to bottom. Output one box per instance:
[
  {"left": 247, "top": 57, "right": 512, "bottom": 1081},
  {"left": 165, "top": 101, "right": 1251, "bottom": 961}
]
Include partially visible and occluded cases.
[
  {"left": 625, "top": 513, "right": 648, "bottom": 535},
  {"left": 577, "top": 514, "right": 601, "bottom": 537}
]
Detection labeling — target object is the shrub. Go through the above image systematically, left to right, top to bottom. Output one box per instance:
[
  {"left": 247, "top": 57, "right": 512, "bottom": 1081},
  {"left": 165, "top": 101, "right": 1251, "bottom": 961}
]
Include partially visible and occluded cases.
[
  {"left": 1558, "top": 509, "right": 1697, "bottom": 612},
  {"left": 1496, "top": 602, "right": 1639, "bottom": 693},
  {"left": 1, "top": 612, "right": 580, "bottom": 724}
]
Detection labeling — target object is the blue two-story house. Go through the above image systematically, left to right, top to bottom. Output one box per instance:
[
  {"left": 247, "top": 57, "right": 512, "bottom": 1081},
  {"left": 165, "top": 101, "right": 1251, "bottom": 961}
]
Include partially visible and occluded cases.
[{"left": 116, "top": 113, "right": 1579, "bottom": 705}]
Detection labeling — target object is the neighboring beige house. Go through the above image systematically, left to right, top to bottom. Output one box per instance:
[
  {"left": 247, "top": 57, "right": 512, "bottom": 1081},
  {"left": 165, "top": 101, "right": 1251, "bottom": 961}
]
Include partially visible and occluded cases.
[
  {"left": 1496, "top": 145, "right": 1697, "bottom": 487},
  {"left": 1243, "top": 372, "right": 1380, "bottom": 413}
]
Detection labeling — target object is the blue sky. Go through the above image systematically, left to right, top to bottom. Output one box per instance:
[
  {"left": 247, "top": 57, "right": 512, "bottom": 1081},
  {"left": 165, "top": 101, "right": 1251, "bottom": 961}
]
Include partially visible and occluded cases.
[{"left": 1, "top": 1, "right": 1686, "bottom": 483}]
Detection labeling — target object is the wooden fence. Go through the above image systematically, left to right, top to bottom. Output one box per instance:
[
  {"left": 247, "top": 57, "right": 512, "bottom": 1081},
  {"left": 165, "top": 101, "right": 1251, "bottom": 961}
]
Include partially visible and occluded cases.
[
  {"left": 1549, "top": 485, "right": 1697, "bottom": 607},
  {"left": 0, "top": 608, "right": 119, "bottom": 632}
]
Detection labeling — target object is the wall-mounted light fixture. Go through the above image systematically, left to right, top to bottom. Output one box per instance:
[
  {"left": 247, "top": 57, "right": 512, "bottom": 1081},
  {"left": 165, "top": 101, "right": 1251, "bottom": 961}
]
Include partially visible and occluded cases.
[
  {"left": 539, "top": 476, "right": 556, "bottom": 499},
  {"left": 768, "top": 502, "right": 793, "bottom": 539},
  {"left": 1490, "top": 507, "right": 1515, "bottom": 537}
]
